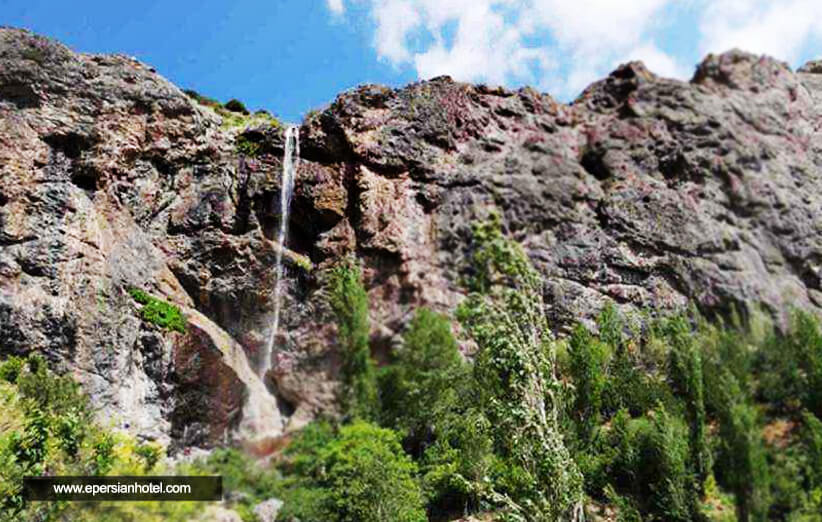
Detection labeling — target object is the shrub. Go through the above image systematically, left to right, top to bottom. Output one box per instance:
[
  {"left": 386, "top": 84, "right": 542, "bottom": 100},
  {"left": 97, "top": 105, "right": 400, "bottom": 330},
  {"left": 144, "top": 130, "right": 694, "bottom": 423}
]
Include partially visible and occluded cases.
[
  {"left": 182, "top": 89, "right": 220, "bottom": 107},
  {"left": 224, "top": 98, "right": 249, "bottom": 114},
  {"left": 236, "top": 134, "right": 261, "bottom": 157},
  {"left": 328, "top": 260, "right": 378, "bottom": 420},
  {"left": 128, "top": 288, "right": 186, "bottom": 333},
  {"left": 757, "top": 310, "right": 822, "bottom": 416},
  {"left": 663, "top": 315, "right": 711, "bottom": 486},
  {"left": 566, "top": 323, "right": 611, "bottom": 444},
  {"left": 0, "top": 355, "right": 202, "bottom": 521},
  {"left": 0, "top": 356, "right": 23, "bottom": 383},
  {"left": 711, "top": 371, "right": 770, "bottom": 522},
  {"left": 420, "top": 408, "right": 495, "bottom": 516},
  {"left": 278, "top": 421, "right": 426, "bottom": 522},
  {"left": 317, "top": 422, "right": 426, "bottom": 522}
]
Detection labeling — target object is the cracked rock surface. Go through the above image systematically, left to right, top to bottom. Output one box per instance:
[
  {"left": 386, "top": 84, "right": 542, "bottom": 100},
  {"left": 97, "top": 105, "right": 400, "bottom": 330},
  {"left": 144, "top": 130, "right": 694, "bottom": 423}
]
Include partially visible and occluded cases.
[{"left": 1, "top": 28, "right": 821, "bottom": 446}]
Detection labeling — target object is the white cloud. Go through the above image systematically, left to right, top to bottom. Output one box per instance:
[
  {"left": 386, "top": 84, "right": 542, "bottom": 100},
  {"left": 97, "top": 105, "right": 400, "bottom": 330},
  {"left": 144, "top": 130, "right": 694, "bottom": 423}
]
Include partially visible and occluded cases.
[
  {"left": 326, "top": 0, "right": 345, "bottom": 15},
  {"left": 697, "top": 0, "right": 822, "bottom": 63},
  {"left": 327, "top": 1, "right": 822, "bottom": 98},
  {"left": 622, "top": 42, "right": 690, "bottom": 80}
]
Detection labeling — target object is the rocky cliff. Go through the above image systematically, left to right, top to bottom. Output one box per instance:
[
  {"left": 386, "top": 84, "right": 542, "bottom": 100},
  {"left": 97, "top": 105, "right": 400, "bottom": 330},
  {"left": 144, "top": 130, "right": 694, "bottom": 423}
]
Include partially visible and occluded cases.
[{"left": 1, "top": 27, "right": 821, "bottom": 448}]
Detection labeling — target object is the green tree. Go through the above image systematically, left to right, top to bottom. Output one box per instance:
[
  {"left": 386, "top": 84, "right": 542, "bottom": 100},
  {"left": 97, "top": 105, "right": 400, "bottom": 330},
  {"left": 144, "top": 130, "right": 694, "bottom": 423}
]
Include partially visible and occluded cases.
[
  {"left": 457, "top": 212, "right": 584, "bottom": 521},
  {"left": 328, "top": 259, "right": 378, "bottom": 420},
  {"left": 380, "top": 308, "right": 470, "bottom": 454},
  {"left": 758, "top": 310, "right": 822, "bottom": 416},
  {"left": 664, "top": 315, "right": 711, "bottom": 487},
  {"left": 566, "top": 323, "right": 611, "bottom": 444},
  {"left": 714, "top": 373, "right": 770, "bottom": 522},
  {"left": 607, "top": 407, "right": 697, "bottom": 521},
  {"left": 278, "top": 421, "right": 426, "bottom": 522}
]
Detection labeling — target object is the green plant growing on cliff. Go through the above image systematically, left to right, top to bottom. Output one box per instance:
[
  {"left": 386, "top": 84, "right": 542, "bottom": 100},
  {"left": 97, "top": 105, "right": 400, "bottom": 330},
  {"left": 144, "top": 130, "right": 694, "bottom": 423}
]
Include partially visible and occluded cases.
[
  {"left": 224, "top": 98, "right": 249, "bottom": 114},
  {"left": 218, "top": 105, "right": 282, "bottom": 131},
  {"left": 235, "top": 134, "right": 261, "bottom": 157},
  {"left": 456, "top": 211, "right": 584, "bottom": 521},
  {"left": 290, "top": 253, "right": 313, "bottom": 273},
  {"left": 328, "top": 259, "right": 378, "bottom": 420},
  {"left": 128, "top": 288, "right": 186, "bottom": 333},
  {"left": 758, "top": 310, "right": 822, "bottom": 417},
  {"left": 566, "top": 323, "right": 611, "bottom": 444}
]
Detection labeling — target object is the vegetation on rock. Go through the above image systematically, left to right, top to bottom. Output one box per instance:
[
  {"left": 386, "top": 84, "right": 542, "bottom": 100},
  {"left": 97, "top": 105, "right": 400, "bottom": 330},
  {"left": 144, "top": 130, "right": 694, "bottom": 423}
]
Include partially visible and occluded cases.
[
  {"left": 182, "top": 88, "right": 281, "bottom": 131},
  {"left": 224, "top": 99, "right": 249, "bottom": 114},
  {"left": 236, "top": 134, "right": 262, "bottom": 157},
  {"left": 128, "top": 288, "right": 187, "bottom": 333}
]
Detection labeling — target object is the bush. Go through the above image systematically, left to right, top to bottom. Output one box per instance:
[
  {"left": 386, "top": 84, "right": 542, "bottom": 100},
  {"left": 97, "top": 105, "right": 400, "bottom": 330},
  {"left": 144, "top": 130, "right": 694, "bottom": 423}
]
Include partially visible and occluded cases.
[
  {"left": 224, "top": 98, "right": 249, "bottom": 114},
  {"left": 236, "top": 134, "right": 261, "bottom": 157},
  {"left": 328, "top": 260, "right": 378, "bottom": 420},
  {"left": 128, "top": 288, "right": 186, "bottom": 333},
  {"left": 757, "top": 310, "right": 822, "bottom": 416},
  {"left": 663, "top": 315, "right": 710, "bottom": 486},
  {"left": 566, "top": 323, "right": 611, "bottom": 444},
  {"left": 0, "top": 355, "right": 205, "bottom": 521},
  {"left": 0, "top": 356, "right": 23, "bottom": 383},
  {"left": 278, "top": 421, "right": 426, "bottom": 522}
]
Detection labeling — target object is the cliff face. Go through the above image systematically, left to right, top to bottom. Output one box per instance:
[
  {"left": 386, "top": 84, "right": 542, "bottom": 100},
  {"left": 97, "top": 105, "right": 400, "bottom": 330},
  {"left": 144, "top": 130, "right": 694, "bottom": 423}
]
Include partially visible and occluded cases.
[{"left": 1, "top": 28, "right": 821, "bottom": 447}]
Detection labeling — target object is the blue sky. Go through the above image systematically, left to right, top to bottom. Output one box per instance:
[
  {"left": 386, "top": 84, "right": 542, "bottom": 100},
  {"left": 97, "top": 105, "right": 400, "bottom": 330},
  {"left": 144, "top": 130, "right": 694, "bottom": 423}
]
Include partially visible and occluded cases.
[{"left": 3, "top": 1, "right": 822, "bottom": 123}]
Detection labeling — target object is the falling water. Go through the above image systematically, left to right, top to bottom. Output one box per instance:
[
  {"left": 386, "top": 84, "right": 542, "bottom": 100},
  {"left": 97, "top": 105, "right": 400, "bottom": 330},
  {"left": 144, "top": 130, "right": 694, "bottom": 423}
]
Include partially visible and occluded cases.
[{"left": 262, "top": 125, "right": 299, "bottom": 376}]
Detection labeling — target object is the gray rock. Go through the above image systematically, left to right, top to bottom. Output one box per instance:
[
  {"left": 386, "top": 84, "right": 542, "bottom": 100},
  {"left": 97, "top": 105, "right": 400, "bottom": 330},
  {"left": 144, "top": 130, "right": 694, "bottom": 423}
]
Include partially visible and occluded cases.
[{"left": 253, "top": 498, "right": 284, "bottom": 522}]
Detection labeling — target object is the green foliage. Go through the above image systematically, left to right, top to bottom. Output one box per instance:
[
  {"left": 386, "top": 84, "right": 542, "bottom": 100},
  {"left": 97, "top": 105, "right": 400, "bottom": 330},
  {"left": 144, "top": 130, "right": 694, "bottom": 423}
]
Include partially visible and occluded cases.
[
  {"left": 182, "top": 89, "right": 220, "bottom": 107},
  {"left": 184, "top": 90, "right": 282, "bottom": 130},
  {"left": 224, "top": 98, "right": 249, "bottom": 114},
  {"left": 218, "top": 105, "right": 282, "bottom": 130},
  {"left": 235, "top": 134, "right": 261, "bottom": 157},
  {"left": 456, "top": 212, "right": 584, "bottom": 520},
  {"left": 328, "top": 259, "right": 378, "bottom": 420},
  {"left": 128, "top": 287, "right": 187, "bottom": 333},
  {"left": 562, "top": 305, "right": 786, "bottom": 521},
  {"left": 379, "top": 308, "right": 470, "bottom": 453},
  {"left": 757, "top": 310, "right": 822, "bottom": 417},
  {"left": 663, "top": 315, "right": 711, "bottom": 486},
  {"left": 566, "top": 323, "right": 611, "bottom": 443},
  {"left": 0, "top": 354, "right": 205, "bottom": 522},
  {"left": 0, "top": 357, "right": 23, "bottom": 383},
  {"left": 719, "top": 400, "right": 770, "bottom": 521},
  {"left": 607, "top": 407, "right": 698, "bottom": 521},
  {"left": 419, "top": 408, "right": 495, "bottom": 515},
  {"left": 277, "top": 421, "right": 426, "bottom": 522}
]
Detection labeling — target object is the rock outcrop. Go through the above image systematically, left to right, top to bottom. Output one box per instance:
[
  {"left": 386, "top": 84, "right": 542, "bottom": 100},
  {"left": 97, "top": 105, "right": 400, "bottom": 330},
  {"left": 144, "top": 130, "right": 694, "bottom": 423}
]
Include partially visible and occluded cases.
[{"left": 1, "top": 28, "right": 821, "bottom": 446}]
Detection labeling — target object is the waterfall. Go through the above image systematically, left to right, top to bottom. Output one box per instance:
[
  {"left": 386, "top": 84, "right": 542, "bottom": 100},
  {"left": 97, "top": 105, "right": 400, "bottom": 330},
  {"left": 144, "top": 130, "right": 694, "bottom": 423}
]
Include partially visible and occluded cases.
[{"left": 262, "top": 125, "right": 299, "bottom": 376}]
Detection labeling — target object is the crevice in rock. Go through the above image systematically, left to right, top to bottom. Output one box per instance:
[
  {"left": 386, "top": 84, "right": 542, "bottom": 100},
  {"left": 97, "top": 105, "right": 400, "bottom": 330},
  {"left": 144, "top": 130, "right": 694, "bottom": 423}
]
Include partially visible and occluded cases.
[
  {"left": 0, "top": 81, "right": 40, "bottom": 108},
  {"left": 42, "top": 132, "right": 91, "bottom": 160},
  {"left": 580, "top": 148, "right": 610, "bottom": 181},
  {"left": 233, "top": 157, "right": 256, "bottom": 235},
  {"left": 70, "top": 166, "right": 98, "bottom": 191},
  {"left": 272, "top": 388, "right": 296, "bottom": 418}
]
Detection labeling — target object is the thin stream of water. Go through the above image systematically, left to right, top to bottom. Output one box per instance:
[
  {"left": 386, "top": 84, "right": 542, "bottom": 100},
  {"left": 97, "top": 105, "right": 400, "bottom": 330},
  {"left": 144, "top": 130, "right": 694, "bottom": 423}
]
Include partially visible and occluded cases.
[{"left": 262, "top": 125, "right": 299, "bottom": 376}]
